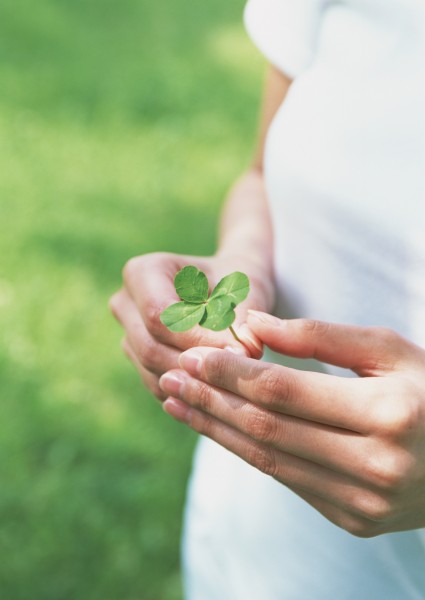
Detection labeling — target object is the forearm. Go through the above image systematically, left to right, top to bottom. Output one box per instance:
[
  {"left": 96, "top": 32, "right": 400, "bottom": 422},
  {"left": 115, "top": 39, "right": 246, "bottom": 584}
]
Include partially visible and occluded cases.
[
  {"left": 215, "top": 65, "right": 291, "bottom": 301},
  {"left": 215, "top": 66, "right": 290, "bottom": 310},
  {"left": 215, "top": 168, "right": 275, "bottom": 302}
]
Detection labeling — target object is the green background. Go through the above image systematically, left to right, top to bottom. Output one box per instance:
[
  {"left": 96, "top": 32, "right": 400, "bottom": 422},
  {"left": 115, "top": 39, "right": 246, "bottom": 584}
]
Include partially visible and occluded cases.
[{"left": 0, "top": 1, "right": 263, "bottom": 598}]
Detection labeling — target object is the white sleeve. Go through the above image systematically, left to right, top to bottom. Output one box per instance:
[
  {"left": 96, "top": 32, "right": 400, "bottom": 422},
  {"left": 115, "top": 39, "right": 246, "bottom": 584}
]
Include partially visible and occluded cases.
[{"left": 244, "top": 0, "right": 325, "bottom": 78}]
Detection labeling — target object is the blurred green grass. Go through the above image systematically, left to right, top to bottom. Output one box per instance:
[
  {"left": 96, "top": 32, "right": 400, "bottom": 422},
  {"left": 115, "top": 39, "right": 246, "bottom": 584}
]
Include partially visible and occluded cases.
[{"left": 0, "top": 1, "right": 263, "bottom": 598}]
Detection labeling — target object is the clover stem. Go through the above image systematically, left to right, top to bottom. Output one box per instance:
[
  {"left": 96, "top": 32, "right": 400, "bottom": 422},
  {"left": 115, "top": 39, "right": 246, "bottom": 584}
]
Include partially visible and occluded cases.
[{"left": 229, "top": 325, "right": 243, "bottom": 344}]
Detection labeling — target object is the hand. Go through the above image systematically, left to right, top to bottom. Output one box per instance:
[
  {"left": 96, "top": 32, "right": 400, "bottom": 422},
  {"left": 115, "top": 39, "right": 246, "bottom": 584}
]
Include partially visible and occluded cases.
[
  {"left": 109, "top": 253, "right": 273, "bottom": 400},
  {"left": 159, "top": 311, "right": 425, "bottom": 537}
]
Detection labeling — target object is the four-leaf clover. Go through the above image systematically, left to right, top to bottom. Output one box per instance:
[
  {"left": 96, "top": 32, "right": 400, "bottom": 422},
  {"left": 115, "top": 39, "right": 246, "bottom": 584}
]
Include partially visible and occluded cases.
[{"left": 160, "top": 266, "right": 250, "bottom": 341}]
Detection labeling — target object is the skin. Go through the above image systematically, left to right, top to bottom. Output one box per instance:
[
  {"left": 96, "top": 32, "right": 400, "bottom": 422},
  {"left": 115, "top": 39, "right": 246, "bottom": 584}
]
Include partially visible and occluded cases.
[
  {"left": 110, "top": 64, "right": 425, "bottom": 537},
  {"left": 110, "top": 65, "right": 291, "bottom": 397},
  {"left": 159, "top": 312, "right": 425, "bottom": 538}
]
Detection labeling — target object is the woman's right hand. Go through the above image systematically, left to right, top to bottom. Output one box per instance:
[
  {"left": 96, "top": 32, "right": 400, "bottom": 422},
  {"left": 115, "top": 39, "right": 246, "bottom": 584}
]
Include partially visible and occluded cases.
[
  {"left": 110, "top": 64, "right": 292, "bottom": 403},
  {"left": 109, "top": 251, "right": 273, "bottom": 400}
]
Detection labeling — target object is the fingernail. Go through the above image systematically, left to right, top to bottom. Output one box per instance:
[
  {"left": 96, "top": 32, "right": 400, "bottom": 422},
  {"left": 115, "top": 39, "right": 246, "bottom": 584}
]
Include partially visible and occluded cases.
[
  {"left": 247, "top": 310, "right": 282, "bottom": 327},
  {"left": 236, "top": 324, "right": 263, "bottom": 354},
  {"left": 224, "top": 345, "right": 247, "bottom": 356},
  {"left": 179, "top": 350, "right": 202, "bottom": 376},
  {"left": 159, "top": 372, "right": 186, "bottom": 396},
  {"left": 163, "top": 397, "right": 192, "bottom": 424}
]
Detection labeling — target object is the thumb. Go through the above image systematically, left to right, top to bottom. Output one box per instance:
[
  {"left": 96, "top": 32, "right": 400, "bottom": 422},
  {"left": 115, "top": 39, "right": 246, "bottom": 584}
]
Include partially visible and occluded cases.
[
  {"left": 246, "top": 310, "right": 417, "bottom": 376},
  {"left": 230, "top": 323, "right": 263, "bottom": 359}
]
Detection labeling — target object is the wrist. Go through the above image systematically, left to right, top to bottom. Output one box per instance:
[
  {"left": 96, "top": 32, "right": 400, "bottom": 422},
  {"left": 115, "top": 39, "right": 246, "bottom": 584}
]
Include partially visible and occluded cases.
[{"left": 213, "top": 250, "right": 276, "bottom": 312}]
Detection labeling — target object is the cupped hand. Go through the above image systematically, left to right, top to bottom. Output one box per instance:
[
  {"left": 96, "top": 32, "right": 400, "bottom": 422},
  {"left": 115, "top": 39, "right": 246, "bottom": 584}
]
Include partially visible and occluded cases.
[
  {"left": 109, "top": 253, "right": 272, "bottom": 400},
  {"left": 159, "top": 311, "right": 425, "bottom": 537}
]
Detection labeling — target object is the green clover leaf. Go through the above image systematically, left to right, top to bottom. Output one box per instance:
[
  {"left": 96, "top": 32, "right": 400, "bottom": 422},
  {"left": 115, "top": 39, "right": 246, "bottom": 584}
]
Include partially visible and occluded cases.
[
  {"left": 159, "top": 266, "right": 250, "bottom": 340},
  {"left": 174, "top": 266, "right": 208, "bottom": 303},
  {"left": 209, "top": 271, "right": 250, "bottom": 305},
  {"left": 200, "top": 297, "right": 236, "bottom": 331},
  {"left": 159, "top": 301, "right": 206, "bottom": 333}
]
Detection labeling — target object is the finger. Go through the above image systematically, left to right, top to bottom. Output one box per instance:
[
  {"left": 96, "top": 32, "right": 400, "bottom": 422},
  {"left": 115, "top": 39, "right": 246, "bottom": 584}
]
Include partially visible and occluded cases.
[
  {"left": 121, "top": 255, "right": 262, "bottom": 357},
  {"left": 112, "top": 289, "right": 181, "bottom": 375},
  {"left": 246, "top": 311, "right": 422, "bottom": 376},
  {"left": 122, "top": 338, "right": 167, "bottom": 400},
  {"left": 178, "top": 347, "right": 375, "bottom": 431},
  {"left": 159, "top": 369, "right": 374, "bottom": 479},
  {"left": 162, "top": 398, "right": 386, "bottom": 525},
  {"left": 288, "top": 486, "right": 381, "bottom": 537}
]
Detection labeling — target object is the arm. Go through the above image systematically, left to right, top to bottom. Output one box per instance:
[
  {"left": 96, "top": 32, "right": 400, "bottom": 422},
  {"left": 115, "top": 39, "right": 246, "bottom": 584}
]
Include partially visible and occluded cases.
[
  {"left": 110, "top": 65, "right": 292, "bottom": 399},
  {"left": 218, "top": 65, "right": 291, "bottom": 281}
]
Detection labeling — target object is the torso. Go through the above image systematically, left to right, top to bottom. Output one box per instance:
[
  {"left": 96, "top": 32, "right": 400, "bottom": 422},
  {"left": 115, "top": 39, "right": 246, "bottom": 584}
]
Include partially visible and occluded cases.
[{"left": 182, "top": 3, "right": 425, "bottom": 598}]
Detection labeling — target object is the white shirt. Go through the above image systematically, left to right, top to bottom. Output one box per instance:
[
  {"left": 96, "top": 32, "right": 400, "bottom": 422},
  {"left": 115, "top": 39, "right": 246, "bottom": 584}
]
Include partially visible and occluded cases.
[{"left": 182, "top": 2, "right": 425, "bottom": 598}]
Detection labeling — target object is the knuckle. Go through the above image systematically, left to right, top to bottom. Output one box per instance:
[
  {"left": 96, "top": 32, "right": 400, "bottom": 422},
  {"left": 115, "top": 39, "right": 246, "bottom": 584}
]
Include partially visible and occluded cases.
[
  {"left": 123, "top": 252, "right": 175, "bottom": 286},
  {"left": 122, "top": 256, "right": 142, "bottom": 284},
  {"left": 109, "top": 290, "right": 124, "bottom": 319},
  {"left": 144, "top": 299, "right": 166, "bottom": 337},
  {"left": 297, "top": 319, "right": 332, "bottom": 361},
  {"left": 298, "top": 319, "right": 330, "bottom": 338},
  {"left": 372, "top": 326, "right": 400, "bottom": 347},
  {"left": 364, "top": 327, "right": 410, "bottom": 373},
  {"left": 371, "top": 327, "right": 403, "bottom": 370},
  {"left": 133, "top": 331, "right": 158, "bottom": 371},
  {"left": 204, "top": 351, "right": 229, "bottom": 384},
  {"left": 254, "top": 367, "right": 288, "bottom": 406},
  {"left": 194, "top": 382, "right": 215, "bottom": 414},
  {"left": 374, "top": 390, "right": 420, "bottom": 440},
  {"left": 394, "top": 404, "right": 420, "bottom": 438},
  {"left": 244, "top": 408, "right": 276, "bottom": 443},
  {"left": 192, "top": 412, "right": 215, "bottom": 439},
  {"left": 246, "top": 444, "right": 277, "bottom": 477},
  {"left": 363, "top": 451, "right": 413, "bottom": 493},
  {"left": 351, "top": 491, "right": 393, "bottom": 523},
  {"left": 324, "top": 506, "right": 382, "bottom": 538},
  {"left": 344, "top": 518, "right": 381, "bottom": 539}
]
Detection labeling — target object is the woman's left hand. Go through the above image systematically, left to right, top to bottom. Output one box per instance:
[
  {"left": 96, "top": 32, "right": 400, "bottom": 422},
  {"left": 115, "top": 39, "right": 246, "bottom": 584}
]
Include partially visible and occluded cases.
[{"left": 159, "top": 311, "right": 425, "bottom": 537}]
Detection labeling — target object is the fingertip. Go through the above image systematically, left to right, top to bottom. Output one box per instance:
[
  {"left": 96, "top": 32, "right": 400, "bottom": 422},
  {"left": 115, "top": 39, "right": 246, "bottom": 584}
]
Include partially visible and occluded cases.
[
  {"left": 234, "top": 324, "right": 263, "bottom": 359},
  {"left": 163, "top": 397, "right": 192, "bottom": 423}
]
